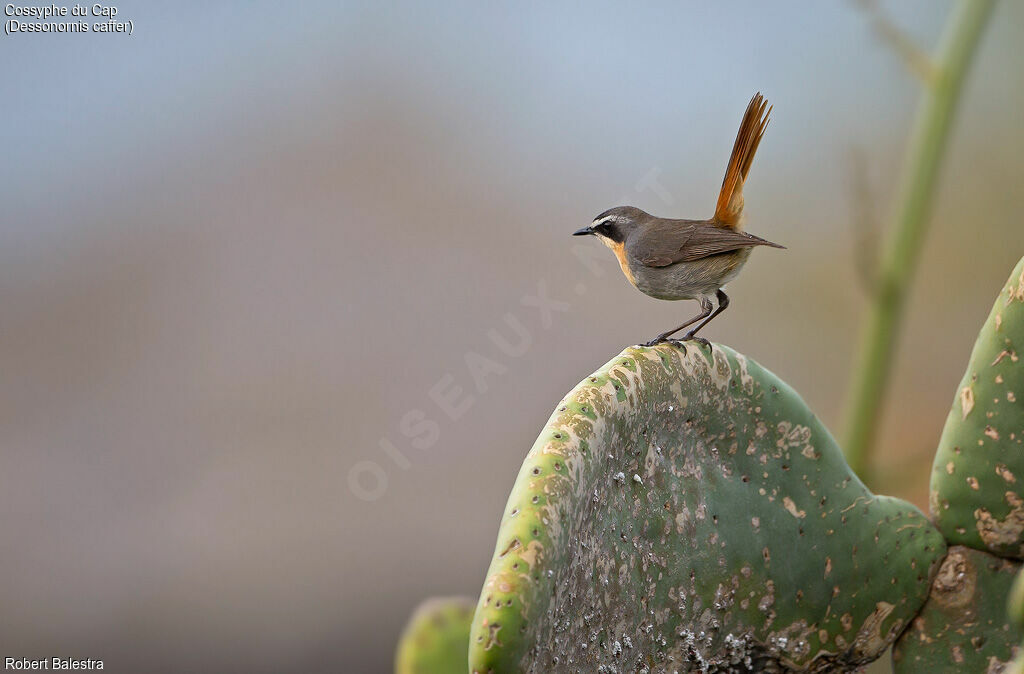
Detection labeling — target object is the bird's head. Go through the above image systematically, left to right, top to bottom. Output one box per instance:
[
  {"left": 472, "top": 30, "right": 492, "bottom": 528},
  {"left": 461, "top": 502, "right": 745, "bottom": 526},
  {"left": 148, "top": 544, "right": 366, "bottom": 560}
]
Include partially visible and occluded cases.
[{"left": 573, "top": 206, "right": 647, "bottom": 249}]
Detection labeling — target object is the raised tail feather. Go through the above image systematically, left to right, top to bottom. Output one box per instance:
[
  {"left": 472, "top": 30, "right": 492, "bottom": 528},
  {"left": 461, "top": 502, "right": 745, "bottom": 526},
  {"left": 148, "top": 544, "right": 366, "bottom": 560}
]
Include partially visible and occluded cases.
[{"left": 714, "top": 93, "right": 771, "bottom": 228}]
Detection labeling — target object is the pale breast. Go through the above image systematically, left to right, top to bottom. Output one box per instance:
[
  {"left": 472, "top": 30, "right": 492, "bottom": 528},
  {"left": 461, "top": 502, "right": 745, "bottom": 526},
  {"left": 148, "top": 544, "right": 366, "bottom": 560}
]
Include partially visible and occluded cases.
[{"left": 628, "top": 249, "right": 752, "bottom": 300}]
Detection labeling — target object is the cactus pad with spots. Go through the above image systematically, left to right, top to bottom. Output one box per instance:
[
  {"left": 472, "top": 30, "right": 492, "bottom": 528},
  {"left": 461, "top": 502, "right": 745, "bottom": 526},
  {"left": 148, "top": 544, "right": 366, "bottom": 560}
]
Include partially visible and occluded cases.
[
  {"left": 931, "top": 256, "right": 1024, "bottom": 558},
  {"left": 469, "top": 343, "right": 945, "bottom": 672},
  {"left": 892, "top": 545, "right": 1021, "bottom": 672},
  {"left": 395, "top": 596, "right": 474, "bottom": 674}
]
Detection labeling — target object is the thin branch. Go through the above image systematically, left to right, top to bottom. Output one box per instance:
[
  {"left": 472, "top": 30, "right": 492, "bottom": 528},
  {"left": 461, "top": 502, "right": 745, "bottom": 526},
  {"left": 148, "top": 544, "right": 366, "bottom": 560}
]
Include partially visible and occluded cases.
[
  {"left": 841, "top": 0, "right": 996, "bottom": 482},
  {"left": 856, "top": 0, "right": 942, "bottom": 85}
]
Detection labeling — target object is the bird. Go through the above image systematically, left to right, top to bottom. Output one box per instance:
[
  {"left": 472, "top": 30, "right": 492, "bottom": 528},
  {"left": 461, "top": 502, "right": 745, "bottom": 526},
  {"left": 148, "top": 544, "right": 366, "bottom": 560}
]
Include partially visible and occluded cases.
[{"left": 573, "top": 92, "right": 784, "bottom": 348}]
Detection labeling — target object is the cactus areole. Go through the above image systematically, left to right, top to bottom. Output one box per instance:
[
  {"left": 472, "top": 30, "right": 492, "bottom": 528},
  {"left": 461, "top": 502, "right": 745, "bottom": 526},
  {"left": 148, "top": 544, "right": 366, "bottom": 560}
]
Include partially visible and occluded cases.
[
  {"left": 470, "top": 343, "right": 945, "bottom": 672},
  {"left": 892, "top": 546, "right": 1022, "bottom": 672}
]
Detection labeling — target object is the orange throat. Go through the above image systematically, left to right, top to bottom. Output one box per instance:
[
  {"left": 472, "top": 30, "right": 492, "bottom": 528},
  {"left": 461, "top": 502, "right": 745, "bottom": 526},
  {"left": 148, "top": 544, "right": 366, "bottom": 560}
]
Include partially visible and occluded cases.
[{"left": 605, "top": 240, "right": 636, "bottom": 286}]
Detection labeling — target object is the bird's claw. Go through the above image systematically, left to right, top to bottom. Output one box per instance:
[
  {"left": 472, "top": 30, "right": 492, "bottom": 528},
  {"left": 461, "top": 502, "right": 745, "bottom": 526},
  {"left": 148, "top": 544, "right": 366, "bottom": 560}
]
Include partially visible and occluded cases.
[
  {"left": 638, "top": 333, "right": 679, "bottom": 346},
  {"left": 681, "top": 333, "right": 711, "bottom": 349},
  {"left": 643, "top": 334, "right": 711, "bottom": 350},
  {"left": 642, "top": 337, "right": 689, "bottom": 353}
]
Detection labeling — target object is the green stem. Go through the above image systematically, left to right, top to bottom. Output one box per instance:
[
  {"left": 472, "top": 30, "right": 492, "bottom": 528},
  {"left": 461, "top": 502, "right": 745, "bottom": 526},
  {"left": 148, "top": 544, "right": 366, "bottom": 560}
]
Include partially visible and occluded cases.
[{"left": 841, "top": 0, "right": 995, "bottom": 482}]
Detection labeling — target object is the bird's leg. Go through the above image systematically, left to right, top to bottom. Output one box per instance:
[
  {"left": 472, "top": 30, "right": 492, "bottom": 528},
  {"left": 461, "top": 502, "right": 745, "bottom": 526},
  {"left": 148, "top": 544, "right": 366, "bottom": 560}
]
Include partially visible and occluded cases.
[
  {"left": 680, "top": 289, "right": 730, "bottom": 347},
  {"left": 644, "top": 297, "right": 713, "bottom": 347}
]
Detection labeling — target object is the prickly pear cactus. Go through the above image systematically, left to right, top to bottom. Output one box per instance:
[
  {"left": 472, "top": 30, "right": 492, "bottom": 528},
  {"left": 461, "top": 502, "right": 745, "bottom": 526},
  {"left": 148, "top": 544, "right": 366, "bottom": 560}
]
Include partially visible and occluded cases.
[
  {"left": 931, "top": 256, "right": 1024, "bottom": 558},
  {"left": 469, "top": 343, "right": 946, "bottom": 673},
  {"left": 892, "top": 545, "right": 1021, "bottom": 672},
  {"left": 1011, "top": 568, "right": 1024, "bottom": 630},
  {"left": 1007, "top": 569, "right": 1024, "bottom": 674},
  {"left": 395, "top": 596, "right": 474, "bottom": 674},
  {"left": 1009, "top": 648, "right": 1024, "bottom": 674}
]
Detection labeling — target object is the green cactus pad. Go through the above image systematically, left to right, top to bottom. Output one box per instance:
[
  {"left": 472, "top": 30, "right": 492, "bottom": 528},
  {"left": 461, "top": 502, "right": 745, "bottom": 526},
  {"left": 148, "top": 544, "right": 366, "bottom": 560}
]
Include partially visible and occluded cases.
[
  {"left": 931, "top": 256, "right": 1024, "bottom": 558},
  {"left": 469, "top": 343, "right": 945, "bottom": 672},
  {"left": 892, "top": 546, "right": 1021, "bottom": 672},
  {"left": 1010, "top": 567, "right": 1024, "bottom": 630},
  {"left": 1008, "top": 568, "right": 1024, "bottom": 674},
  {"left": 395, "top": 596, "right": 474, "bottom": 674}
]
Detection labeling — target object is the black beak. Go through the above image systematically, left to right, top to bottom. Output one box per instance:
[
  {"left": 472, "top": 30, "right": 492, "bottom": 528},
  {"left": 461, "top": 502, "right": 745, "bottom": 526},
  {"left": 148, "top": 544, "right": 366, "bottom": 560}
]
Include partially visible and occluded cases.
[{"left": 573, "top": 226, "right": 594, "bottom": 236}]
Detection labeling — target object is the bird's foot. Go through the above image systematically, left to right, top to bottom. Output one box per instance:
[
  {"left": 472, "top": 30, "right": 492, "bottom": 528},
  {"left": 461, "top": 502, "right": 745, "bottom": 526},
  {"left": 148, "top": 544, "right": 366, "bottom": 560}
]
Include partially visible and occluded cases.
[
  {"left": 679, "top": 333, "right": 711, "bottom": 349},
  {"left": 643, "top": 335, "right": 671, "bottom": 347},
  {"left": 642, "top": 336, "right": 691, "bottom": 353}
]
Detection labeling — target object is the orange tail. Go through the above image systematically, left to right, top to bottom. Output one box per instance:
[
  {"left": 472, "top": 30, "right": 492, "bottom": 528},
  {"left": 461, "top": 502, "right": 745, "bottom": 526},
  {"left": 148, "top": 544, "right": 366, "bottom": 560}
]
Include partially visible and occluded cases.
[{"left": 713, "top": 92, "right": 771, "bottom": 228}]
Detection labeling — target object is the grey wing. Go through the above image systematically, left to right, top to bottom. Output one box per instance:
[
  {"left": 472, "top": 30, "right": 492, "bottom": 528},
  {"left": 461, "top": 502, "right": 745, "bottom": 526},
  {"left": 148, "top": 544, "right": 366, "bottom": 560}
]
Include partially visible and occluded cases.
[
  {"left": 630, "top": 220, "right": 698, "bottom": 267},
  {"left": 633, "top": 220, "right": 782, "bottom": 268},
  {"left": 673, "top": 226, "right": 782, "bottom": 262}
]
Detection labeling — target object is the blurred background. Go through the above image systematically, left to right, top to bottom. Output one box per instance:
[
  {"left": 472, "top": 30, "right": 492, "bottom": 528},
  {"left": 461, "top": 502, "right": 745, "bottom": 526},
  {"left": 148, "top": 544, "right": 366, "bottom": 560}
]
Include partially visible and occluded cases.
[{"left": 3, "top": 2, "right": 1023, "bottom": 672}]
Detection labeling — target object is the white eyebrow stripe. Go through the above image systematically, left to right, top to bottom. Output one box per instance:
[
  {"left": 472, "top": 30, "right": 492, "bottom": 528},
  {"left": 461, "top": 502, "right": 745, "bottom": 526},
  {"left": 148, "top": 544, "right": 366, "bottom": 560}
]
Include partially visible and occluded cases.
[{"left": 592, "top": 215, "right": 617, "bottom": 227}]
